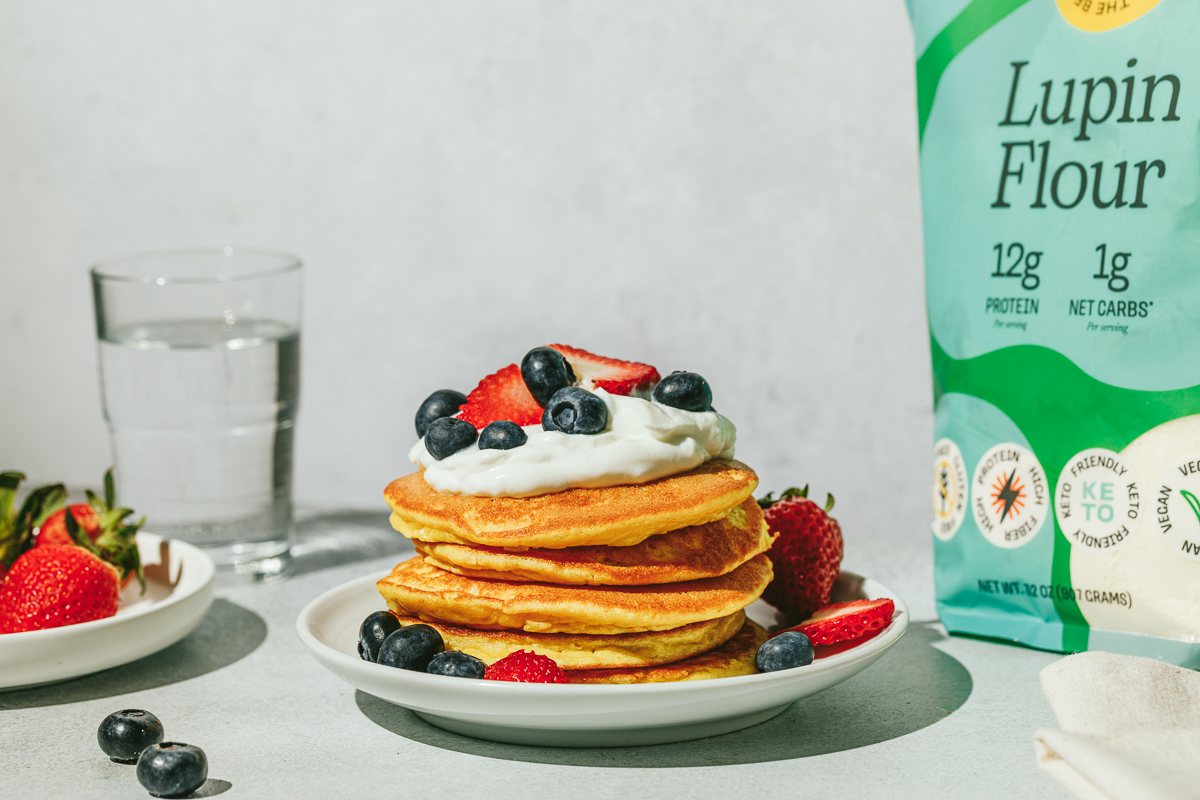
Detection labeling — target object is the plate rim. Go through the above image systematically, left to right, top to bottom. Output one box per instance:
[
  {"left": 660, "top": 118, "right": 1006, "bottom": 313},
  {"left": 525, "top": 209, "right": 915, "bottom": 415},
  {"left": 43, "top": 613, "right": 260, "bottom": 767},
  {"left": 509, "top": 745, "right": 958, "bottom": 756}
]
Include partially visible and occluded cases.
[{"left": 296, "top": 567, "right": 909, "bottom": 696}]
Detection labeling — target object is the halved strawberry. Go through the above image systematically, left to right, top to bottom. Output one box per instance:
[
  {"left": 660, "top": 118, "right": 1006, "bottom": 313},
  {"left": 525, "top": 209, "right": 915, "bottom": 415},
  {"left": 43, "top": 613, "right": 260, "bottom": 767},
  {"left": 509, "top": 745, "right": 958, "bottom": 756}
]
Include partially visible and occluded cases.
[
  {"left": 547, "top": 345, "right": 660, "bottom": 398},
  {"left": 455, "top": 346, "right": 661, "bottom": 430},
  {"left": 457, "top": 364, "right": 545, "bottom": 430},
  {"left": 775, "top": 598, "right": 895, "bottom": 646}
]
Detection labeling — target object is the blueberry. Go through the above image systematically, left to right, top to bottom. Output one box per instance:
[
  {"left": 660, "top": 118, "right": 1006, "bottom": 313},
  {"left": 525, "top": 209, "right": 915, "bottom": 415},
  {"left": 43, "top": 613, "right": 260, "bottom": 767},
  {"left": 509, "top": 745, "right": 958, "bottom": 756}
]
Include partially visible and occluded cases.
[
  {"left": 520, "top": 347, "right": 576, "bottom": 406},
  {"left": 652, "top": 371, "right": 712, "bottom": 412},
  {"left": 541, "top": 387, "right": 608, "bottom": 435},
  {"left": 415, "top": 389, "right": 467, "bottom": 438},
  {"left": 424, "top": 417, "right": 478, "bottom": 460},
  {"left": 478, "top": 420, "right": 527, "bottom": 450},
  {"left": 359, "top": 610, "right": 402, "bottom": 663},
  {"left": 378, "top": 624, "right": 444, "bottom": 671},
  {"left": 754, "top": 631, "right": 815, "bottom": 672},
  {"left": 426, "top": 650, "right": 487, "bottom": 679},
  {"left": 97, "top": 709, "right": 164, "bottom": 764},
  {"left": 136, "top": 742, "right": 208, "bottom": 798}
]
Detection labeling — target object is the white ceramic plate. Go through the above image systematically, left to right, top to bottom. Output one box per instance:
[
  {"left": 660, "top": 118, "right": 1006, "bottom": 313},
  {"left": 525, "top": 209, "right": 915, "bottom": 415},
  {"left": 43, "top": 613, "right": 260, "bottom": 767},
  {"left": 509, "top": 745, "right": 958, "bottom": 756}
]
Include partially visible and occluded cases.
[
  {"left": 0, "top": 534, "right": 216, "bottom": 691},
  {"left": 297, "top": 571, "right": 909, "bottom": 747}
]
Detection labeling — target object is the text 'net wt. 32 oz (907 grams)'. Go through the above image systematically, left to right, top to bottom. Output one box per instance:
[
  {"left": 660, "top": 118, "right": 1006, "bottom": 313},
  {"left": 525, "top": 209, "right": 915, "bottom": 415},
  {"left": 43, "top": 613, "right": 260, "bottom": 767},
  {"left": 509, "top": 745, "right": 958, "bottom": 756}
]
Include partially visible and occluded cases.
[{"left": 908, "top": 0, "right": 1200, "bottom": 665}]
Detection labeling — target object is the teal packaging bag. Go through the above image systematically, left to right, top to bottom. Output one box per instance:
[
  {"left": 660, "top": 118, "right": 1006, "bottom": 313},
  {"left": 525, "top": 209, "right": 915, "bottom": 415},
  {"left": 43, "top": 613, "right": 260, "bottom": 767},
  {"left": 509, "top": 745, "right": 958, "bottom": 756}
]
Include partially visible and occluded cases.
[{"left": 909, "top": 0, "right": 1200, "bottom": 665}]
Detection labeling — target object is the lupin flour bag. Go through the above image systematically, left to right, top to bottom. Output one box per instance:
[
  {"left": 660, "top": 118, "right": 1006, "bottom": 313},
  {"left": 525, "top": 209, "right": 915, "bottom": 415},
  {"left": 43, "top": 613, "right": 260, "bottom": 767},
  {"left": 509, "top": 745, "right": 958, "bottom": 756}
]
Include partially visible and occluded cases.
[{"left": 909, "top": 0, "right": 1200, "bottom": 666}]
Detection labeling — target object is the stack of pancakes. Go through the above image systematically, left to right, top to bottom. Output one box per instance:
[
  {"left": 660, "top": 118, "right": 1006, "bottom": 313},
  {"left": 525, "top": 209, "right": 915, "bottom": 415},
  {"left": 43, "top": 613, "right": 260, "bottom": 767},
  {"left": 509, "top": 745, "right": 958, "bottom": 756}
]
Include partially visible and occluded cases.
[{"left": 378, "top": 458, "right": 776, "bottom": 683}]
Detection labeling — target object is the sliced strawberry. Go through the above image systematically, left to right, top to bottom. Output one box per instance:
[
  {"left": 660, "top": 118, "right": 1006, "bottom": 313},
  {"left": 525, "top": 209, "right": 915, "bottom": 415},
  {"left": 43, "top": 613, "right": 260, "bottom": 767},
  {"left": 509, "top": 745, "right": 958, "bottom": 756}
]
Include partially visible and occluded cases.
[
  {"left": 547, "top": 344, "right": 660, "bottom": 398},
  {"left": 456, "top": 347, "right": 659, "bottom": 429},
  {"left": 457, "top": 364, "right": 545, "bottom": 429},
  {"left": 776, "top": 598, "right": 895, "bottom": 646},
  {"left": 813, "top": 626, "right": 887, "bottom": 659}
]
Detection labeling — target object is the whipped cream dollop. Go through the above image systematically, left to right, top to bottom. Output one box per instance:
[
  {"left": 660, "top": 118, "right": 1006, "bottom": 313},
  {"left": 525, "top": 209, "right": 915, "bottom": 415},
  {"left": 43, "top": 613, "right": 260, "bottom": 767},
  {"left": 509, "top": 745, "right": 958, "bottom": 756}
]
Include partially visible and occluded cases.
[{"left": 409, "top": 389, "right": 736, "bottom": 497}]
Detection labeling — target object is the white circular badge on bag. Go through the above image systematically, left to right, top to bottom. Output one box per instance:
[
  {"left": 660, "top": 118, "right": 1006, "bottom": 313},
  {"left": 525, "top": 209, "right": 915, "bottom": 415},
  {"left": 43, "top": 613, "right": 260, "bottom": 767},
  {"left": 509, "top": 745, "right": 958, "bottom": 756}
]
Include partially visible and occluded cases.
[
  {"left": 932, "top": 438, "right": 968, "bottom": 541},
  {"left": 972, "top": 443, "right": 1048, "bottom": 549},
  {"left": 1054, "top": 447, "right": 1140, "bottom": 553},
  {"left": 1153, "top": 456, "right": 1200, "bottom": 563}
]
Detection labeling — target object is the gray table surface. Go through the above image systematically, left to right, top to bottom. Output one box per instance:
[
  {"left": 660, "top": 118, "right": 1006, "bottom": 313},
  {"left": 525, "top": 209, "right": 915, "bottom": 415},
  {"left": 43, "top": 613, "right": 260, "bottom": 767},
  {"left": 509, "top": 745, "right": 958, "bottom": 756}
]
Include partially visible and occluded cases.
[{"left": 1, "top": 511, "right": 1072, "bottom": 799}]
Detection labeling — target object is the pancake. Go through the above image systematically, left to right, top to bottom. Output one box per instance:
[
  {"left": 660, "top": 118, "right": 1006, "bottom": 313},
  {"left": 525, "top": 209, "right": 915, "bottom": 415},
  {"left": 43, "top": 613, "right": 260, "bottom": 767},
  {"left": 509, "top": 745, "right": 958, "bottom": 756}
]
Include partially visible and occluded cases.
[
  {"left": 385, "top": 458, "right": 757, "bottom": 549},
  {"left": 415, "top": 497, "right": 773, "bottom": 586},
  {"left": 377, "top": 553, "right": 773, "bottom": 634},
  {"left": 393, "top": 611, "right": 745, "bottom": 670},
  {"left": 567, "top": 620, "right": 767, "bottom": 684}
]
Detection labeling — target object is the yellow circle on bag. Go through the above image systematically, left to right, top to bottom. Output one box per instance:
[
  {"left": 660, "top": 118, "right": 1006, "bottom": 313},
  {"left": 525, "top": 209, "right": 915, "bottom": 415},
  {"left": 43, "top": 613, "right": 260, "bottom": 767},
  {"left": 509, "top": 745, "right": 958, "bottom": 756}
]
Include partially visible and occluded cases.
[{"left": 1056, "top": 0, "right": 1162, "bottom": 32}]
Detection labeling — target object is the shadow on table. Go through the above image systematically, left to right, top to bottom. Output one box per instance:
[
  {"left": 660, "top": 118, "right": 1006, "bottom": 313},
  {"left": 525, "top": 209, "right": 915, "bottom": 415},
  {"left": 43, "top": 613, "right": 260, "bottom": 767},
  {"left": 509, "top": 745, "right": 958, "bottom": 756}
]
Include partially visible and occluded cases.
[
  {"left": 291, "top": 509, "right": 412, "bottom": 576},
  {"left": 0, "top": 599, "right": 266, "bottom": 710},
  {"left": 355, "top": 621, "right": 971, "bottom": 767},
  {"left": 185, "top": 778, "right": 233, "bottom": 797}
]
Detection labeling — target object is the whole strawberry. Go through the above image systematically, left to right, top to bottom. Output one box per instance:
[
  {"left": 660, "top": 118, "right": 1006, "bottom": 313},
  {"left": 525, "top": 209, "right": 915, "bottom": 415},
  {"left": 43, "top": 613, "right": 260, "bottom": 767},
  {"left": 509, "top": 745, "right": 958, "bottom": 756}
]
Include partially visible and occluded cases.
[
  {"left": 35, "top": 468, "right": 144, "bottom": 592},
  {"left": 38, "top": 468, "right": 124, "bottom": 549},
  {"left": 0, "top": 471, "right": 66, "bottom": 580},
  {"left": 759, "top": 486, "right": 843, "bottom": 623},
  {"left": 37, "top": 504, "right": 100, "bottom": 546},
  {"left": 0, "top": 544, "right": 120, "bottom": 633},
  {"left": 484, "top": 650, "right": 569, "bottom": 684}
]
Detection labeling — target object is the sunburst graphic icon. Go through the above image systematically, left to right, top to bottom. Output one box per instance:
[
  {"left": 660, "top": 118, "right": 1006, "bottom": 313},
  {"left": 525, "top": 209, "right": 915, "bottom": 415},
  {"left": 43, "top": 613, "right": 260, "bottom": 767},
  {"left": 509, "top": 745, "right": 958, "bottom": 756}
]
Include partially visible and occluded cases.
[{"left": 990, "top": 469, "right": 1026, "bottom": 521}]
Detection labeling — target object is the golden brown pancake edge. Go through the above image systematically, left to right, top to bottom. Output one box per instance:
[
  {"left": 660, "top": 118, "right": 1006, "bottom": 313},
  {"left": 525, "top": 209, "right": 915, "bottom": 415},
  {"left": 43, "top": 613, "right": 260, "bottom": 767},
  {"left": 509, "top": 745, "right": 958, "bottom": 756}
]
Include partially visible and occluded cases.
[
  {"left": 384, "top": 458, "right": 758, "bottom": 549},
  {"left": 414, "top": 497, "right": 774, "bottom": 586},
  {"left": 376, "top": 553, "right": 773, "bottom": 634},
  {"left": 393, "top": 611, "right": 745, "bottom": 670},
  {"left": 566, "top": 620, "right": 767, "bottom": 684}
]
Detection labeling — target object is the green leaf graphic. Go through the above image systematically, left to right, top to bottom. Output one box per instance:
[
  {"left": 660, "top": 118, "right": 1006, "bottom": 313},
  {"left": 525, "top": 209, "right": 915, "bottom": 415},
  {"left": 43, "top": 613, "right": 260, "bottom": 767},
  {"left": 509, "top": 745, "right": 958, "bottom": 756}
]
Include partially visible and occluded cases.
[{"left": 1181, "top": 490, "right": 1200, "bottom": 526}]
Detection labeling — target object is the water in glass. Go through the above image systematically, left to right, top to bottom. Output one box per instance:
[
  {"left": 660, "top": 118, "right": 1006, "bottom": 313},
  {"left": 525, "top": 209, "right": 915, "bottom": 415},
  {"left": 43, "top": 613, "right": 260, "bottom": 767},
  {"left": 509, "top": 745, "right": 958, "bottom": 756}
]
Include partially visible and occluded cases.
[{"left": 98, "top": 318, "right": 300, "bottom": 578}]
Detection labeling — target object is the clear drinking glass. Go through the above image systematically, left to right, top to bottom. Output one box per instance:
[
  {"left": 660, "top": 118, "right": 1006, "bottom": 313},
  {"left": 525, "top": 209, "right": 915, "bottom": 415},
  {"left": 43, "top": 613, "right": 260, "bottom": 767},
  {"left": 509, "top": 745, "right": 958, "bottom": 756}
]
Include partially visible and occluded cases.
[{"left": 91, "top": 247, "right": 302, "bottom": 581}]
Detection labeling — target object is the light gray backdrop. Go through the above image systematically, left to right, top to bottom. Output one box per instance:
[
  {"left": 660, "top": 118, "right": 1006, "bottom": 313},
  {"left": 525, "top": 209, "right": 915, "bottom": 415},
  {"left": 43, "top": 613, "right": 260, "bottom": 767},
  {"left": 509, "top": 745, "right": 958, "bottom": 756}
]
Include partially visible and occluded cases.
[{"left": 0, "top": 1, "right": 929, "bottom": 544}]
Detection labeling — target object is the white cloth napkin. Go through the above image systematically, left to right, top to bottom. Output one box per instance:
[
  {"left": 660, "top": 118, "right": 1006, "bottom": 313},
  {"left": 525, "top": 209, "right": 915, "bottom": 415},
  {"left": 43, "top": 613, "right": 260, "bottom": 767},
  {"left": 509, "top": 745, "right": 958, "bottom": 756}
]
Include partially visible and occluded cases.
[{"left": 1035, "top": 651, "right": 1200, "bottom": 800}]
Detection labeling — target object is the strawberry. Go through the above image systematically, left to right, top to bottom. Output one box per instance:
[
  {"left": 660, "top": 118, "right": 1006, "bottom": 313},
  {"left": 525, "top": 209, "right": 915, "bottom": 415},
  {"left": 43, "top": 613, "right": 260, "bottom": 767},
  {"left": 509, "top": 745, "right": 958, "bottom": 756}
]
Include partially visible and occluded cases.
[
  {"left": 547, "top": 344, "right": 660, "bottom": 399},
  {"left": 456, "top": 346, "right": 660, "bottom": 430},
  {"left": 457, "top": 364, "right": 545, "bottom": 429},
  {"left": 35, "top": 469, "right": 145, "bottom": 592},
  {"left": 0, "top": 471, "right": 66, "bottom": 580},
  {"left": 759, "top": 486, "right": 843, "bottom": 623},
  {"left": 38, "top": 504, "right": 100, "bottom": 546},
  {"left": 0, "top": 544, "right": 120, "bottom": 633},
  {"left": 776, "top": 598, "right": 896, "bottom": 646},
  {"left": 484, "top": 650, "right": 569, "bottom": 684}
]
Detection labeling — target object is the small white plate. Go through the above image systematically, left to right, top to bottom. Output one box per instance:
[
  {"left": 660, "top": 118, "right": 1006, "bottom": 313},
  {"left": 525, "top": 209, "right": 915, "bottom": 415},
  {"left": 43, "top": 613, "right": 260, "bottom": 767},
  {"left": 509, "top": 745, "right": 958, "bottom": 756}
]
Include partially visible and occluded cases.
[
  {"left": 0, "top": 534, "right": 216, "bottom": 691},
  {"left": 297, "top": 571, "right": 909, "bottom": 747}
]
